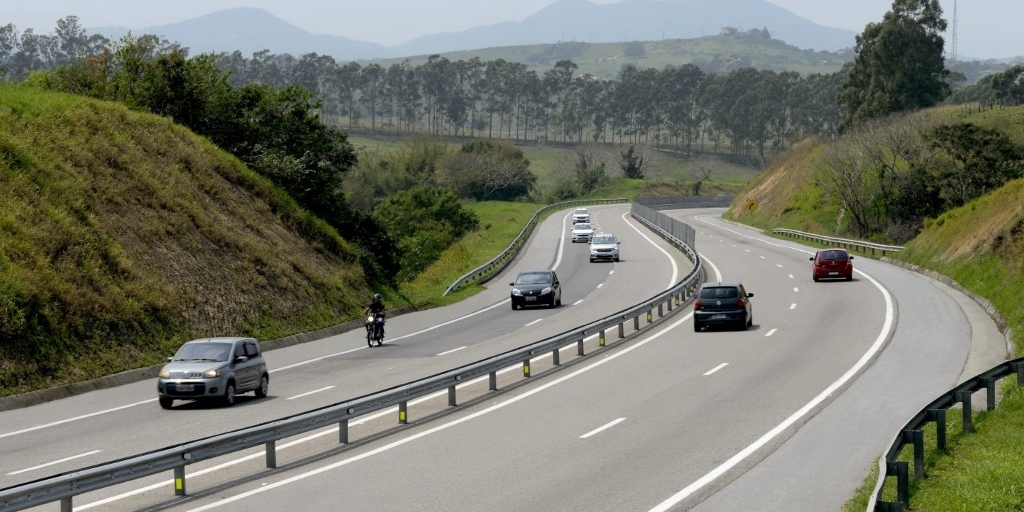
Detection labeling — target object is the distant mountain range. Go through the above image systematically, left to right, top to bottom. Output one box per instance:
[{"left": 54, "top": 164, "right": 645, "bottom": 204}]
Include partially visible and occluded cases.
[{"left": 92, "top": 0, "right": 858, "bottom": 62}]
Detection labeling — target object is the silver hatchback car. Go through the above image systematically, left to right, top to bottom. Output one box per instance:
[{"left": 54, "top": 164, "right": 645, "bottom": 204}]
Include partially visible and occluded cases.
[{"left": 157, "top": 337, "right": 269, "bottom": 408}]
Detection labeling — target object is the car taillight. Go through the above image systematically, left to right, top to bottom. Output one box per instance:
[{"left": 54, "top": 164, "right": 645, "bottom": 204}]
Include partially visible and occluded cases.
[
  {"left": 737, "top": 297, "right": 746, "bottom": 307},
  {"left": 694, "top": 299, "right": 701, "bottom": 309}
]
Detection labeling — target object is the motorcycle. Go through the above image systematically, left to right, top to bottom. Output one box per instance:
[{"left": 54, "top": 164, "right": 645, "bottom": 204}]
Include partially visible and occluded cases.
[{"left": 366, "top": 313, "right": 385, "bottom": 347}]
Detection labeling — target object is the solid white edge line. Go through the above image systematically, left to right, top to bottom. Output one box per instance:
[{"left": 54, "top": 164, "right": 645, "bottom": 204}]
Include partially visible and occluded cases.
[
  {"left": 621, "top": 212, "right": 679, "bottom": 290},
  {"left": 648, "top": 216, "right": 896, "bottom": 512},
  {"left": 525, "top": 319, "right": 543, "bottom": 327},
  {"left": 765, "top": 329, "right": 778, "bottom": 337},
  {"left": 436, "top": 346, "right": 467, "bottom": 357},
  {"left": 703, "top": 363, "right": 728, "bottom": 376},
  {"left": 286, "top": 386, "right": 335, "bottom": 401},
  {"left": 579, "top": 418, "right": 627, "bottom": 439},
  {"left": 6, "top": 450, "right": 102, "bottom": 475}
]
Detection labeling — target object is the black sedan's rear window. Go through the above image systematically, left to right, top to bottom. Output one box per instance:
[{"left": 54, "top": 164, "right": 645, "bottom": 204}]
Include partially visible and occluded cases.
[{"left": 700, "top": 287, "right": 738, "bottom": 299}]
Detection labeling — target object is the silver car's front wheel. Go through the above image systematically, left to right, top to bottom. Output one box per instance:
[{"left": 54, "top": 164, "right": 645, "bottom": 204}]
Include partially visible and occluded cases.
[
  {"left": 255, "top": 374, "right": 269, "bottom": 398},
  {"left": 222, "top": 382, "right": 236, "bottom": 406}
]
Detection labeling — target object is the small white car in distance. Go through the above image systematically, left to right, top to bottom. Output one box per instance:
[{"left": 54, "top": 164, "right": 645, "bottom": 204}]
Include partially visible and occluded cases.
[{"left": 572, "top": 208, "right": 591, "bottom": 224}]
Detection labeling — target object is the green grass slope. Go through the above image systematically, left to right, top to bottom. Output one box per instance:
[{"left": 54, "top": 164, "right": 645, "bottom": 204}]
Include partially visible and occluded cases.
[{"left": 0, "top": 84, "right": 375, "bottom": 396}]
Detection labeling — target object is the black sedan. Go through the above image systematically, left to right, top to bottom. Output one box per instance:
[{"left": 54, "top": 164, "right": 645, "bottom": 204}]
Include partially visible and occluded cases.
[{"left": 510, "top": 270, "right": 562, "bottom": 310}]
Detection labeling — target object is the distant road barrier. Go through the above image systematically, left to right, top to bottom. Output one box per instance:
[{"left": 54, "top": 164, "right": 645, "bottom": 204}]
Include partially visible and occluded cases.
[
  {"left": 0, "top": 203, "right": 703, "bottom": 512},
  {"left": 772, "top": 228, "right": 904, "bottom": 257},
  {"left": 868, "top": 357, "right": 1024, "bottom": 511}
]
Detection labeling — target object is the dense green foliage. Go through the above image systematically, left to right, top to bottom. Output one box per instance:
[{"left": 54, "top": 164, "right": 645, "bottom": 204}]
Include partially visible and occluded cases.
[
  {"left": 840, "top": 0, "right": 949, "bottom": 129},
  {"left": 23, "top": 33, "right": 406, "bottom": 284},
  {"left": 0, "top": 85, "right": 374, "bottom": 394}
]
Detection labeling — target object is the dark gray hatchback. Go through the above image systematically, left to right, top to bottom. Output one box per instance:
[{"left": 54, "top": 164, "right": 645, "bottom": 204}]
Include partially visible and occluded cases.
[{"left": 693, "top": 282, "right": 753, "bottom": 332}]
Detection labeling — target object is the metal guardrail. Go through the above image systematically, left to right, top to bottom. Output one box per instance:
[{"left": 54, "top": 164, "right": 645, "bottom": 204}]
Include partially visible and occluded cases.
[
  {"left": 633, "top": 195, "right": 735, "bottom": 210},
  {"left": 443, "top": 198, "right": 629, "bottom": 296},
  {"left": 0, "top": 203, "right": 703, "bottom": 512},
  {"left": 632, "top": 203, "right": 697, "bottom": 250},
  {"left": 772, "top": 228, "right": 904, "bottom": 257},
  {"left": 868, "top": 357, "right": 1024, "bottom": 511}
]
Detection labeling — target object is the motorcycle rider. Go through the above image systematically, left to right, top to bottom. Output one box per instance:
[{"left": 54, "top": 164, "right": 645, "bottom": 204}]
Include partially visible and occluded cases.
[{"left": 365, "top": 293, "right": 386, "bottom": 337}]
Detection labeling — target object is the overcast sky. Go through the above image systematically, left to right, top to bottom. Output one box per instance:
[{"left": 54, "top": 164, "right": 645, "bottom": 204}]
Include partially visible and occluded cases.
[{"left": 5, "top": 0, "right": 1023, "bottom": 59}]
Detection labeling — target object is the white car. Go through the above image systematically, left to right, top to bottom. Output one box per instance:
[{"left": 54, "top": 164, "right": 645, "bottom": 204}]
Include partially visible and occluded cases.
[
  {"left": 572, "top": 207, "right": 590, "bottom": 224},
  {"left": 571, "top": 222, "right": 595, "bottom": 243},
  {"left": 590, "top": 233, "right": 620, "bottom": 262}
]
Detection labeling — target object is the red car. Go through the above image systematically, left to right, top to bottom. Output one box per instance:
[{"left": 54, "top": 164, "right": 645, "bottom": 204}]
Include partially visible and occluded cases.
[{"left": 810, "top": 249, "right": 854, "bottom": 281}]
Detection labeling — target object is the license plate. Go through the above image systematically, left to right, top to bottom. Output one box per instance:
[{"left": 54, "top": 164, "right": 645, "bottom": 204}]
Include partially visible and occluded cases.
[
  {"left": 829, "top": 271, "right": 839, "bottom": 275},
  {"left": 525, "top": 296, "right": 537, "bottom": 301},
  {"left": 711, "top": 314, "right": 727, "bottom": 320},
  {"left": 175, "top": 384, "right": 194, "bottom": 392}
]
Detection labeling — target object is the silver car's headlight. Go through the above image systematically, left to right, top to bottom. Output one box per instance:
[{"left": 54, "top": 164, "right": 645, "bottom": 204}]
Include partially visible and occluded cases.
[
  {"left": 542, "top": 287, "right": 552, "bottom": 294},
  {"left": 512, "top": 288, "right": 522, "bottom": 296},
  {"left": 158, "top": 369, "right": 171, "bottom": 379},
  {"left": 204, "top": 369, "right": 221, "bottom": 378}
]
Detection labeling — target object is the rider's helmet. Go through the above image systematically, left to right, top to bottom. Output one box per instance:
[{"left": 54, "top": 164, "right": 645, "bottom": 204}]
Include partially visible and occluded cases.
[{"left": 372, "top": 293, "right": 381, "bottom": 303}]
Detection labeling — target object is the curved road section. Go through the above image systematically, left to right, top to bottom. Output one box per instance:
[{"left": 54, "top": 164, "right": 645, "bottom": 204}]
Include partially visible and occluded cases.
[{"left": 0, "top": 207, "right": 986, "bottom": 511}]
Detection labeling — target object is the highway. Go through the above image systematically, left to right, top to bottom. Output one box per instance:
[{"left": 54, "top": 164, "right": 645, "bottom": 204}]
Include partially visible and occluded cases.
[{"left": 0, "top": 205, "right": 983, "bottom": 511}]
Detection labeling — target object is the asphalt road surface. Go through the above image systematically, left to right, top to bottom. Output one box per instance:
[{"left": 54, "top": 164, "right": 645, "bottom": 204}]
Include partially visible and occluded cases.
[{"left": 0, "top": 206, "right": 987, "bottom": 511}]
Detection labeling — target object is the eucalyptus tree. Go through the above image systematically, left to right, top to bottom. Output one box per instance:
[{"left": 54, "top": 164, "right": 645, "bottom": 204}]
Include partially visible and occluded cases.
[
  {"left": 839, "top": 0, "right": 949, "bottom": 129},
  {"left": 0, "top": 24, "right": 17, "bottom": 78},
  {"left": 10, "top": 28, "right": 52, "bottom": 78},
  {"left": 293, "top": 52, "right": 336, "bottom": 100},
  {"left": 543, "top": 59, "right": 578, "bottom": 142},
  {"left": 386, "top": 60, "right": 421, "bottom": 133},
  {"left": 332, "top": 61, "right": 363, "bottom": 128},
  {"left": 359, "top": 63, "right": 386, "bottom": 131},
  {"left": 660, "top": 63, "right": 705, "bottom": 151}
]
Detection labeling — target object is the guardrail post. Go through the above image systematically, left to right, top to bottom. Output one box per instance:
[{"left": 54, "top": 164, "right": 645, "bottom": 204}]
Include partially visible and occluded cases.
[
  {"left": 667, "top": 298, "right": 673, "bottom": 312},
  {"left": 658, "top": 304, "right": 664, "bottom": 317},
  {"left": 647, "top": 310, "right": 653, "bottom": 324},
  {"left": 634, "top": 316, "right": 640, "bottom": 330},
  {"left": 618, "top": 322, "right": 625, "bottom": 339},
  {"left": 579, "top": 337, "right": 586, "bottom": 355},
  {"left": 552, "top": 348, "right": 560, "bottom": 366},
  {"left": 523, "top": 361, "right": 531, "bottom": 378},
  {"left": 1014, "top": 362, "right": 1024, "bottom": 385},
  {"left": 489, "top": 371, "right": 498, "bottom": 391},
  {"left": 984, "top": 378, "right": 996, "bottom": 411},
  {"left": 448, "top": 385, "right": 457, "bottom": 406},
  {"left": 956, "top": 391, "right": 973, "bottom": 433},
  {"left": 399, "top": 401, "right": 408, "bottom": 424},
  {"left": 928, "top": 409, "right": 947, "bottom": 452},
  {"left": 339, "top": 419, "right": 349, "bottom": 444},
  {"left": 903, "top": 429, "right": 924, "bottom": 479},
  {"left": 266, "top": 441, "right": 277, "bottom": 468},
  {"left": 895, "top": 460, "right": 909, "bottom": 505},
  {"left": 174, "top": 465, "right": 187, "bottom": 496},
  {"left": 61, "top": 498, "right": 72, "bottom": 512}
]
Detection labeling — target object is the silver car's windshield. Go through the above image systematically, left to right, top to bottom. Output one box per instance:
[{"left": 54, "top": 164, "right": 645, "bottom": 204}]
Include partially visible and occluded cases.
[
  {"left": 574, "top": 223, "right": 592, "bottom": 230},
  {"left": 593, "top": 236, "right": 615, "bottom": 244},
  {"left": 173, "top": 342, "right": 232, "bottom": 362}
]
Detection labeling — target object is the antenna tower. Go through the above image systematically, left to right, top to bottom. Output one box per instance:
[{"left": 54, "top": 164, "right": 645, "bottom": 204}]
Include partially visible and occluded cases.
[{"left": 951, "top": 0, "right": 958, "bottom": 62}]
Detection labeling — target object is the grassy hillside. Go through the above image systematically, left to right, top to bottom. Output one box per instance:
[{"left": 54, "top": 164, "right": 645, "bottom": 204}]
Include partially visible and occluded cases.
[
  {"left": 370, "top": 36, "right": 850, "bottom": 79},
  {"left": 0, "top": 84, "right": 377, "bottom": 396}
]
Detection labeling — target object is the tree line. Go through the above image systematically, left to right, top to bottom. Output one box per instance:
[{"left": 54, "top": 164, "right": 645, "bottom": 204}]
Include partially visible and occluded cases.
[{"left": 2, "top": 17, "right": 846, "bottom": 164}]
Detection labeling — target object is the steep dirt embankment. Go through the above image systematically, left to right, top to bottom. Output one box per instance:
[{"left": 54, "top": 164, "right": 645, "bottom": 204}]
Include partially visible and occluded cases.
[{"left": 0, "top": 85, "right": 373, "bottom": 395}]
